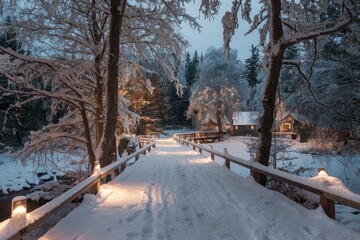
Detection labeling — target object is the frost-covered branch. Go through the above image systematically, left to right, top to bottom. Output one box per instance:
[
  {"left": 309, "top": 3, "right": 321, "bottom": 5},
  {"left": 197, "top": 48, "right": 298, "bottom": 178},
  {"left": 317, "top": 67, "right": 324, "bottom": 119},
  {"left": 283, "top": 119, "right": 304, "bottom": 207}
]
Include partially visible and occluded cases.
[
  {"left": 284, "top": 17, "right": 352, "bottom": 48},
  {"left": 282, "top": 41, "right": 350, "bottom": 119}
]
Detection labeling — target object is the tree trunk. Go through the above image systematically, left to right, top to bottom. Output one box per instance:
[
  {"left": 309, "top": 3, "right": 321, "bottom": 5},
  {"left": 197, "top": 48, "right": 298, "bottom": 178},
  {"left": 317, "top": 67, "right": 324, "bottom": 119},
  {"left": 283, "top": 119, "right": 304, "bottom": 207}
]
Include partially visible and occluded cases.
[
  {"left": 91, "top": 0, "right": 104, "bottom": 147},
  {"left": 97, "top": 0, "right": 127, "bottom": 167},
  {"left": 253, "top": 0, "right": 285, "bottom": 186},
  {"left": 95, "top": 54, "right": 104, "bottom": 146},
  {"left": 80, "top": 103, "right": 96, "bottom": 170},
  {"left": 216, "top": 111, "right": 223, "bottom": 140}
]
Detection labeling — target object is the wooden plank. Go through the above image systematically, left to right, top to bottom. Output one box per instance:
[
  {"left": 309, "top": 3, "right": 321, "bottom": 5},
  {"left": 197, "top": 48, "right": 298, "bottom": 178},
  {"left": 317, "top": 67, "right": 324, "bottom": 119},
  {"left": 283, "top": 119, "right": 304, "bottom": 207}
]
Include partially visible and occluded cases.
[{"left": 323, "top": 192, "right": 360, "bottom": 211}]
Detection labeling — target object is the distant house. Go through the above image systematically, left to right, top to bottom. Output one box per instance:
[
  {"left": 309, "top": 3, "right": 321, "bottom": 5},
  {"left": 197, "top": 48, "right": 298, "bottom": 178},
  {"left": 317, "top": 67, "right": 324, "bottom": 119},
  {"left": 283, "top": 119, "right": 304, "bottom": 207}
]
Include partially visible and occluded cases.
[
  {"left": 231, "top": 111, "right": 259, "bottom": 136},
  {"left": 274, "top": 111, "right": 310, "bottom": 142}
]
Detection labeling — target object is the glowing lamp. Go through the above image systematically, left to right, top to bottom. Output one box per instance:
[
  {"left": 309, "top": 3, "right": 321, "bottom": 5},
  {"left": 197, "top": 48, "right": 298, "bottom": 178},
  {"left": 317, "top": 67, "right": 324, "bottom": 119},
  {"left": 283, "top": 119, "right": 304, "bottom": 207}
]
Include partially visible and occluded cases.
[
  {"left": 251, "top": 125, "right": 255, "bottom": 130},
  {"left": 93, "top": 160, "right": 101, "bottom": 175},
  {"left": 318, "top": 168, "right": 328, "bottom": 177},
  {"left": 12, "top": 196, "right": 27, "bottom": 218}
]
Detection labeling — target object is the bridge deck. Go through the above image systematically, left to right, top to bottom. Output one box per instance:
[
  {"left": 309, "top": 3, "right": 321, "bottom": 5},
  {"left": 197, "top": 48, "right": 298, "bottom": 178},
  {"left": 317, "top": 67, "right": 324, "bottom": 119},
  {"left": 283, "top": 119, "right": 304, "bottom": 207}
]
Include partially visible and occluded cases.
[{"left": 41, "top": 138, "right": 359, "bottom": 240}]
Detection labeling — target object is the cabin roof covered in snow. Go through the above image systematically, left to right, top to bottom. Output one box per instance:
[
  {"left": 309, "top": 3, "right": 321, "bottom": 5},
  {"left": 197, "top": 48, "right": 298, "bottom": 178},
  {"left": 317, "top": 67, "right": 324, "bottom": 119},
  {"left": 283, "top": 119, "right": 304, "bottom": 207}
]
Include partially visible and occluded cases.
[{"left": 233, "top": 111, "right": 259, "bottom": 125}]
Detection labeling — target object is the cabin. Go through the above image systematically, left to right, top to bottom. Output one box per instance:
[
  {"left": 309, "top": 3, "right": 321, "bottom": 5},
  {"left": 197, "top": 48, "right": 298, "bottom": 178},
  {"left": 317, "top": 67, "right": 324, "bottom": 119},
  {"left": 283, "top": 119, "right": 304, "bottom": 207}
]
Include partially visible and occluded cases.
[
  {"left": 230, "top": 111, "right": 259, "bottom": 136},
  {"left": 274, "top": 111, "right": 310, "bottom": 142}
]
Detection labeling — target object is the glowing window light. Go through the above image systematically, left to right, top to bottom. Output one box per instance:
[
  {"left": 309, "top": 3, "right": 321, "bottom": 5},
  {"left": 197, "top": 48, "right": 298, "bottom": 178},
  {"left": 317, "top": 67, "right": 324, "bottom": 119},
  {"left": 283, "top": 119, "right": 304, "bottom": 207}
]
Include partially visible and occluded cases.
[
  {"left": 251, "top": 125, "right": 255, "bottom": 130},
  {"left": 12, "top": 196, "right": 27, "bottom": 218}
]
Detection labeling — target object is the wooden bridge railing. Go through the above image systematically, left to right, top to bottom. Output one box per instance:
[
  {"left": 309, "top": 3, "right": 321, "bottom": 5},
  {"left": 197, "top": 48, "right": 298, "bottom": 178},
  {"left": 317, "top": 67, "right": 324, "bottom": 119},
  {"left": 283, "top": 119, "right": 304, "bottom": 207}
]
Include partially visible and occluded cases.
[
  {"left": 177, "top": 131, "right": 224, "bottom": 143},
  {"left": 173, "top": 132, "right": 360, "bottom": 220},
  {"left": 0, "top": 137, "right": 156, "bottom": 240}
]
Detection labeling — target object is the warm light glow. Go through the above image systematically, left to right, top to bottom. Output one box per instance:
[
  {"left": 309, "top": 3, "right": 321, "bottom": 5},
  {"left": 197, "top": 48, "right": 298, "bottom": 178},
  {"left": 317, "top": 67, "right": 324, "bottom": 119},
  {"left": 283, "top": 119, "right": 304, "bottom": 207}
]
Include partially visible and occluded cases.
[
  {"left": 251, "top": 125, "right": 255, "bottom": 130},
  {"left": 156, "top": 151, "right": 198, "bottom": 156},
  {"left": 189, "top": 158, "right": 212, "bottom": 164},
  {"left": 93, "top": 160, "right": 101, "bottom": 175},
  {"left": 318, "top": 168, "right": 328, "bottom": 177},
  {"left": 12, "top": 196, "right": 27, "bottom": 218},
  {"left": 12, "top": 206, "right": 26, "bottom": 217}
]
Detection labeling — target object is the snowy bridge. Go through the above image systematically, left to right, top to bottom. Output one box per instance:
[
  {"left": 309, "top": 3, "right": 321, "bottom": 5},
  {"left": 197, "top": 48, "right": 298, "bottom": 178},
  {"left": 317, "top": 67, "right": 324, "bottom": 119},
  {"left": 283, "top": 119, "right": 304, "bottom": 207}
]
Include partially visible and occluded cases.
[{"left": 1, "top": 137, "right": 360, "bottom": 239}]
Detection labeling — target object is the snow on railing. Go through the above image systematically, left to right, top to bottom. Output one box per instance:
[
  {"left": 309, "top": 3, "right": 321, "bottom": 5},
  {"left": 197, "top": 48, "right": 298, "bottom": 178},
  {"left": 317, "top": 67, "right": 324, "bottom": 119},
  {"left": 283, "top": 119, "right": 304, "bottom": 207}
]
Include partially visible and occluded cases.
[
  {"left": 173, "top": 132, "right": 360, "bottom": 220},
  {"left": 0, "top": 137, "right": 156, "bottom": 240}
]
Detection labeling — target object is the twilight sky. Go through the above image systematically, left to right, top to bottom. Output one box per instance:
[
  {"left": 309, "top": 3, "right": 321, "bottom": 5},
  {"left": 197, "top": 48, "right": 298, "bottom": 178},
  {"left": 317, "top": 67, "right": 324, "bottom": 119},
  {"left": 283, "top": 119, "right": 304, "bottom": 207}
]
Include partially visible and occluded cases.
[{"left": 182, "top": 1, "right": 261, "bottom": 61}]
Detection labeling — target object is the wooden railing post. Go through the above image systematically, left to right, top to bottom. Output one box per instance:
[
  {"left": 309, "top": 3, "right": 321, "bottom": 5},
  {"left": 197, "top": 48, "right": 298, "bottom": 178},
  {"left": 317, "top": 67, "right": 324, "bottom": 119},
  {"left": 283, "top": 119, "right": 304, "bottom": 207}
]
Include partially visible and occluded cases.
[
  {"left": 210, "top": 145, "right": 214, "bottom": 161},
  {"left": 224, "top": 148, "right": 230, "bottom": 169},
  {"left": 91, "top": 161, "right": 101, "bottom": 194},
  {"left": 120, "top": 163, "right": 126, "bottom": 173},
  {"left": 317, "top": 168, "right": 335, "bottom": 219},
  {"left": 91, "top": 179, "right": 100, "bottom": 194},
  {"left": 320, "top": 195, "right": 335, "bottom": 219}
]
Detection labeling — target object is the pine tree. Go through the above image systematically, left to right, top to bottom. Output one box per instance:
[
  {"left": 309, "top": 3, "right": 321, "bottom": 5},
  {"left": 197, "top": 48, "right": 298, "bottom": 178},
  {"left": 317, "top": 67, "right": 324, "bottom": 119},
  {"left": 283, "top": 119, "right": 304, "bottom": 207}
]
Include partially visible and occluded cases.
[
  {"left": 0, "top": 16, "right": 45, "bottom": 146},
  {"left": 243, "top": 45, "right": 260, "bottom": 97},
  {"left": 185, "top": 50, "right": 199, "bottom": 87}
]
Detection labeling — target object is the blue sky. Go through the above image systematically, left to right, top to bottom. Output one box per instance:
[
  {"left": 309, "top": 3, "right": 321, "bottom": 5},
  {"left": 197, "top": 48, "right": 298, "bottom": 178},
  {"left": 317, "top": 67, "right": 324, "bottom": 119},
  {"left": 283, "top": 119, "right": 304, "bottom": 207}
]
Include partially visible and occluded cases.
[{"left": 182, "top": 1, "right": 261, "bottom": 61}]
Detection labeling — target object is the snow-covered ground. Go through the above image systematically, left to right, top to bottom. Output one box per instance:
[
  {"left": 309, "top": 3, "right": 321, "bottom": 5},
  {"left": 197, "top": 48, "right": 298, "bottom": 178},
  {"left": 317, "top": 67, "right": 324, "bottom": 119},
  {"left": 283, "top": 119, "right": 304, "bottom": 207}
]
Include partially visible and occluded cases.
[
  {"left": 40, "top": 138, "right": 360, "bottom": 240},
  {"left": 0, "top": 151, "right": 86, "bottom": 194}
]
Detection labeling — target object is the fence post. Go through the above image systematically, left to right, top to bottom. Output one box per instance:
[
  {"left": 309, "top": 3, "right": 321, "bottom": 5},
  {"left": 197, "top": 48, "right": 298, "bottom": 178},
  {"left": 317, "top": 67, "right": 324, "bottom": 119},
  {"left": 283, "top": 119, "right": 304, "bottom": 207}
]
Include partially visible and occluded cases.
[
  {"left": 210, "top": 145, "right": 214, "bottom": 161},
  {"left": 199, "top": 148, "right": 202, "bottom": 154},
  {"left": 224, "top": 148, "right": 230, "bottom": 169},
  {"left": 135, "top": 154, "right": 140, "bottom": 161},
  {"left": 91, "top": 161, "right": 101, "bottom": 194},
  {"left": 120, "top": 163, "right": 127, "bottom": 173},
  {"left": 317, "top": 168, "right": 335, "bottom": 219},
  {"left": 320, "top": 195, "right": 335, "bottom": 219}
]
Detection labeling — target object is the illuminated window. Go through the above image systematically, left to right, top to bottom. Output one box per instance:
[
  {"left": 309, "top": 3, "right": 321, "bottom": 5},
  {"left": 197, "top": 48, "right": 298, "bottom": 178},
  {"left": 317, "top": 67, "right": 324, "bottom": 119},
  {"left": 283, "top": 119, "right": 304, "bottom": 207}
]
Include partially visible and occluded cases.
[{"left": 281, "top": 123, "right": 292, "bottom": 132}]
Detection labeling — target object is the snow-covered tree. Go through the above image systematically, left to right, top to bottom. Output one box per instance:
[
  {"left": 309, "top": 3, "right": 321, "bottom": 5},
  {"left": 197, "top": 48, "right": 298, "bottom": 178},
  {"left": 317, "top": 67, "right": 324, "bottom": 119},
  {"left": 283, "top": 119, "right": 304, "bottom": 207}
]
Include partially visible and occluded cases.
[
  {"left": 0, "top": 0, "right": 200, "bottom": 170},
  {"left": 200, "top": 0, "right": 359, "bottom": 185},
  {"left": 187, "top": 47, "right": 245, "bottom": 136}
]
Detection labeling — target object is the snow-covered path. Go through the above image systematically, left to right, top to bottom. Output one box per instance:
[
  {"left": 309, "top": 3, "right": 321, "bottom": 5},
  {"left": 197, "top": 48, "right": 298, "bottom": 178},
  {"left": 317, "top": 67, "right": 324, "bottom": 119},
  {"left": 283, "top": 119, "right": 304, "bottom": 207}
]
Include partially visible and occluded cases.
[{"left": 41, "top": 138, "right": 360, "bottom": 240}]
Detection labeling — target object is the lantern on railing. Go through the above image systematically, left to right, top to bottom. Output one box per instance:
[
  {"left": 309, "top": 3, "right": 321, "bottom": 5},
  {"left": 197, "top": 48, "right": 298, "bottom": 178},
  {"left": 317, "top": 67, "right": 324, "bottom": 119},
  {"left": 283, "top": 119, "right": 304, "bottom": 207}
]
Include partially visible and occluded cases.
[
  {"left": 93, "top": 160, "right": 101, "bottom": 175},
  {"left": 318, "top": 168, "right": 328, "bottom": 177},
  {"left": 12, "top": 196, "right": 27, "bottom": 218}
]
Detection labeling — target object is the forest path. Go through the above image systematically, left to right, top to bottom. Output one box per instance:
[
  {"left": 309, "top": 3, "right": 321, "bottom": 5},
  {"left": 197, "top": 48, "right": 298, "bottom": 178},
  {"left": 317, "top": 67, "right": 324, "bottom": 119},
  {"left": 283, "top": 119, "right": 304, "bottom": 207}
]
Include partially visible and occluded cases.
[{"left": 40, "top": 138, "right": 359, "bottom": 240}]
